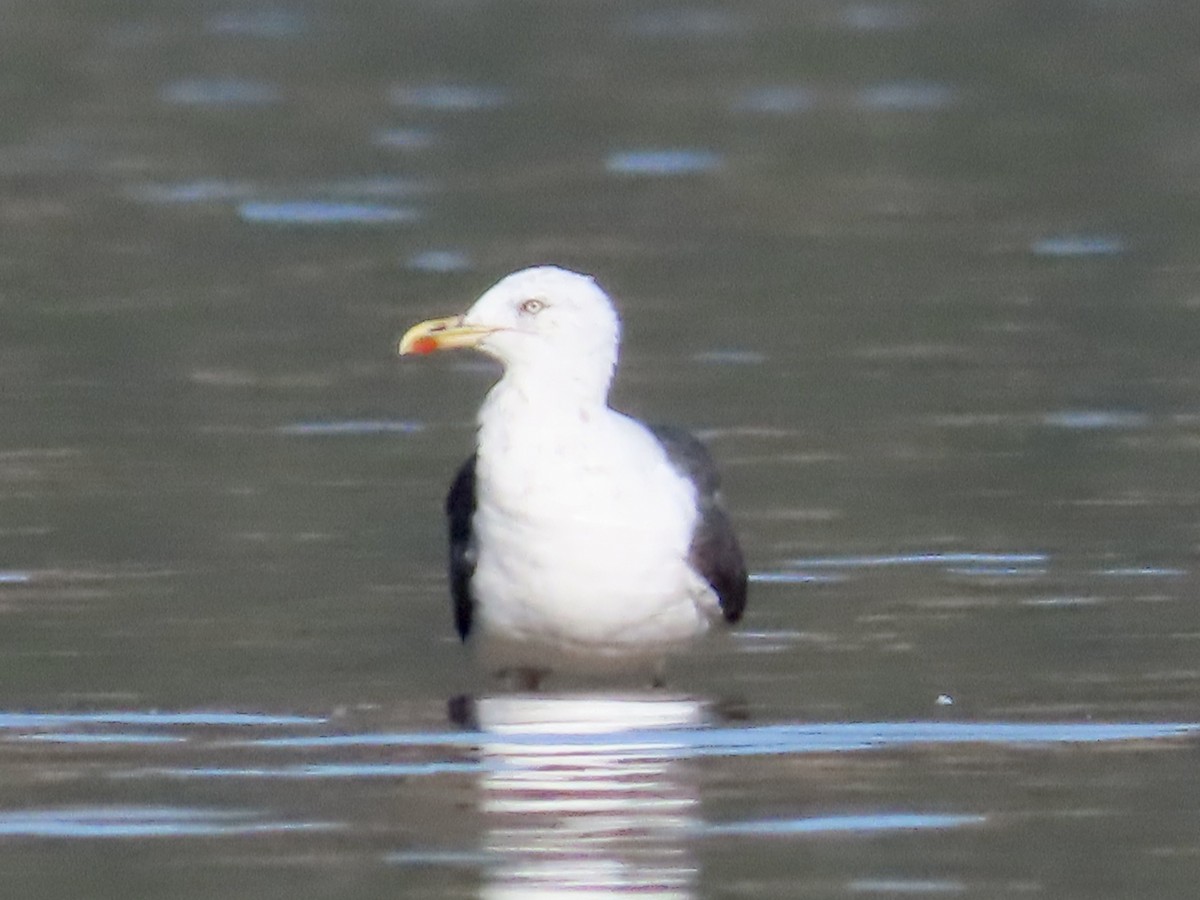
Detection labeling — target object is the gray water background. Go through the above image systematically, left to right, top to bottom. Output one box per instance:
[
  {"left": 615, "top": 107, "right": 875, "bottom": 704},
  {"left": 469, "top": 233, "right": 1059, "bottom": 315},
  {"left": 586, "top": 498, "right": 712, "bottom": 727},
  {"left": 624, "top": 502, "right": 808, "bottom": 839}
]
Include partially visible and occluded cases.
[{"left": 2, "top": 2, "right": 1200, "bottom": 897}]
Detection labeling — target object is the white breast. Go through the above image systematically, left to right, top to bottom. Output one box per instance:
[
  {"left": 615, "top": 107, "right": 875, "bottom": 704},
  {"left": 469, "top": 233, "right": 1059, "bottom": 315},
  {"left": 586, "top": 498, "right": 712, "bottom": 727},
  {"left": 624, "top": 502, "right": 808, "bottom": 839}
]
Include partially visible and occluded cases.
[{"left": 470, "top": 393, "right": 717, "bottom": 670}]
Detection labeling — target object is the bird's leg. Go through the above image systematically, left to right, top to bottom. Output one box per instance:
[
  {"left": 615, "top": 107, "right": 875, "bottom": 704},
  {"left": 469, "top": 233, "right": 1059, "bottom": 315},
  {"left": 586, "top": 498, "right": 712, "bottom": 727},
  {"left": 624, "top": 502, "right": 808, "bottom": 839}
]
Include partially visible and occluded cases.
[
  {"left": 650, "top": 660, "right": 668, "bottom": 690},
  {"left": 508, "top": 667, "right": 548, "bottom": 692},
  {"left": 446, "top": 694, "right": 478, "bottom": 729}
]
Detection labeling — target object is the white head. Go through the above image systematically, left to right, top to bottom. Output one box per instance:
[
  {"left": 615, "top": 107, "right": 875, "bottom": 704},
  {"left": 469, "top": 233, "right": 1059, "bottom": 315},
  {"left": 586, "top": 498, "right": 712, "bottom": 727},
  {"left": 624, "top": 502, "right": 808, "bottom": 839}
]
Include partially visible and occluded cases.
[{"left": 399, "top": 266, "right": 622, "bottom": 405}]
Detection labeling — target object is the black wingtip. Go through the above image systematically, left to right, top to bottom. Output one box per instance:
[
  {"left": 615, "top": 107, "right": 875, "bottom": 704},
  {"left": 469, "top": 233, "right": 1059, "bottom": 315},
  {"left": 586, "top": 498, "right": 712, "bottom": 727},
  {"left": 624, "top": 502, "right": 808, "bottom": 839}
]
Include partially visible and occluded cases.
[
  {"left": 647, "top": 424, "right": 748, "bottom": 624},
  {"left": 446, "top": 455, "right": 478, "bottom": 641}
]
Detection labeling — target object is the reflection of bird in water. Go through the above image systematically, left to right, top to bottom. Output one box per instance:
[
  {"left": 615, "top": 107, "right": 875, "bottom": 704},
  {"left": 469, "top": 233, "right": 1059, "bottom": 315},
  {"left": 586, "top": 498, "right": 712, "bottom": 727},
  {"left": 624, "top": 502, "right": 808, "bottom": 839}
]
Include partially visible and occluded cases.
[
  {"left": 400, "top": 267, "right": 747, "bottom": 688},
  {"left": 467, "top": 692, "right": 705, "bottom": 899}
]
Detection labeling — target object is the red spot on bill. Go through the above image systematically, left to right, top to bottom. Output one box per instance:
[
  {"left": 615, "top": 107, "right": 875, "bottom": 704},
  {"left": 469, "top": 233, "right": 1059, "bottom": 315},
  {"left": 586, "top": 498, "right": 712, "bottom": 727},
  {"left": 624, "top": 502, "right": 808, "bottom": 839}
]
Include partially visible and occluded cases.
[{"left": 410, "top": 336, "right": 440, "bottom": 355}]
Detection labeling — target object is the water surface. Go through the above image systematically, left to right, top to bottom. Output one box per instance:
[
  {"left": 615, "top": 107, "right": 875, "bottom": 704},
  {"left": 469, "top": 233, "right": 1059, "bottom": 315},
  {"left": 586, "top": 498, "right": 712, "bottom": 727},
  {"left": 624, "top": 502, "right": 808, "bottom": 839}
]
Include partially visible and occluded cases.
[{"left": 2, "top": 1, "right": 1200, "bottom": 897}]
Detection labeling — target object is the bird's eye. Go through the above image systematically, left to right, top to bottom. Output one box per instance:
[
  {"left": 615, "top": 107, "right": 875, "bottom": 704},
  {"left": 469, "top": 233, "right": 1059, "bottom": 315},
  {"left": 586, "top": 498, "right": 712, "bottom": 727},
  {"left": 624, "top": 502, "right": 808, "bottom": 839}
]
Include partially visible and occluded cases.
[{"left": 519, "top": 298, "right": 546, "bottom": 315}]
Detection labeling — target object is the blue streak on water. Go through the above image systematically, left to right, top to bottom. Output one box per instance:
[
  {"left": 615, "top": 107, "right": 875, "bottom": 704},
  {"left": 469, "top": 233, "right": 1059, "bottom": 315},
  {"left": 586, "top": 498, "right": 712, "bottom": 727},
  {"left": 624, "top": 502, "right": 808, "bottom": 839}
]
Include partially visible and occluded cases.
[
  {"left": 160, "top": 78, "right": 281, "bottom": 107},
  {"left": 858, "top": 80, "right": 958, "bottom": 111},
  {"left": 389, "top": 84, "right": 510, "bottom": 111},
  {"left": 606, "top": 149, "right": 722, "bottom": 176},
  {"left": 130, "top": 177, "right": 429, "bottom": 207},
  {"left": 238, "top": 202, "right": 419, "bottom": 225},
  {"left": 1030, "top": 234, "right": 1126, "bottom": 258},
  {"left": 407, "top": 250, "right": 473, "bottom": 273},
  {"left": 1041, "top": 410, "right": 1149, "bottom": 430},
  {"left": 277, "top": 420, "right": 425, "bottom": 436},
  {"left": 786, "top": 551, "right": 1048, "bottom": 569},
  {"left": 0, "top": 571, "right": 31, "bottom": 584},
  {"left": 0, "top": 711, "right": 326, "bottom": 728},
  {"left": 244, "top": 721, "right": 1200, "bottom": 755},
  {"left": 674, "top": 722, "right": 1200, "bottom": 757},
  {"left": 0, "top": 806, "right": 338, "bottom": 838},
  {"left": 703, "top": 812, "right": 986, "bottom": 836}
]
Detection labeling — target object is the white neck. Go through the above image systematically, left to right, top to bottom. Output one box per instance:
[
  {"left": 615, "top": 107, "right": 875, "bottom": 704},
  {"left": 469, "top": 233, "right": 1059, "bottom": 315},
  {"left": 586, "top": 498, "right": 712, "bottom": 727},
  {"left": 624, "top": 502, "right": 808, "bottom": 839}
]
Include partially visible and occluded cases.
[
  {"left": 482, "top": 347, "right": 616, "bottom": 419},
  {"left": 480, "top": 374, "right": 607, "bottom": 433}
]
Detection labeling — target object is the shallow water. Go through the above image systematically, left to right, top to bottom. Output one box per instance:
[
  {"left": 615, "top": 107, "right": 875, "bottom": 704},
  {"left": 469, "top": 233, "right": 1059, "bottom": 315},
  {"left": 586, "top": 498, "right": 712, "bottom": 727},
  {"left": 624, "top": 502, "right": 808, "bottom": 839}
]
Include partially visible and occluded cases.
[
  {"left": 3, "top": 1, "right": 1200, "bottom": 897},
  {"left": 2, "top": 701, "right": 1197, "bottom": 898}
]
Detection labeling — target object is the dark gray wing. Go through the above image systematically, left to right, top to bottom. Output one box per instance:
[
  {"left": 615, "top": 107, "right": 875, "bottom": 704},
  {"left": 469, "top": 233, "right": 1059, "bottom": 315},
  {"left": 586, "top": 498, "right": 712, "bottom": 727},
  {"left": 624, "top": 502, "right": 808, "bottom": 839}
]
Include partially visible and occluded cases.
[
  {"left": 647, "top": 424, "right": 748, "bottom": 623},
  {"left": 445, "top": 455, "right": 477, "bottom": 641}
]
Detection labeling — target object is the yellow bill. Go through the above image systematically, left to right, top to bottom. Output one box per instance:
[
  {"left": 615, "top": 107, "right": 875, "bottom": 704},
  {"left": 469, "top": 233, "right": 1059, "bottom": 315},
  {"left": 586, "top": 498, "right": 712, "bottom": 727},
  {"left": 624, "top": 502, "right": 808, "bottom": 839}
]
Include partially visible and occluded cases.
[{"left": 397, "top": 316, "right": 498, "bottom": 356}]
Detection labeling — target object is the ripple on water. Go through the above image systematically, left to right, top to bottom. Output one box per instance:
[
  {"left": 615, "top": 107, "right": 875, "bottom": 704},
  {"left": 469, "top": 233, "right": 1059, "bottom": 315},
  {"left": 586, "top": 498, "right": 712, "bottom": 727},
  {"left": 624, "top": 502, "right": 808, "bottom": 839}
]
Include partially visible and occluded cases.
[
  {"left": 839, "top": 3, "right": 922, "bottom": 31},
  {"left": 205, "top": 8, "right": 307, "bottom": 38},
  {"left": 621, "top": 8, "right": 748, "bottom": 38},
  {"left": 160, "top": 77, "right": 281, "bottom": 107},
  {"left": 857, "top": 80, "right": 959, "bottom": 111},
  {"left": 388, "top": 84, "right": 510, "bottom": 111},
  {"left": 734, "top": 85, "right": 816, "bottom": 114},
  {"left": 372, "top": 127, "right": 438, "bottom": 149},
  {"left": 606, "top": 149, "right": 723, "bottom": 176},
  {"left": 314, "top": 176, "right": 430, "bottom": 198},
  {"left": 130, "top": 177, "right": 429, "bottom": 205},
  {"left": 126, "top": 179, "right": 258, "bottom": 204},
  {"left": 237, "top": 201, "right": 420, "bottom": 225},
  {"left": 1030, "top": 234, "right": 1126, "bottom": 258},
  {"left": 406, "top": 250, "right": 473, "bottom": 273},
  {"left": 692, "top": 349, "right": 767, "bottom": 365},
  {"left": 1041, "top": 409, "right": 1149, "bottom": 430},
  {"left": 276, "top": 420, "right": 425, "bottom": 436},
  {"left": 785, "top": 551, "right": 1048, "bottom": 571},
  {"left": 769, "top": 552, "right": 1051, "bottom": 585},
  {"left": 944, "top": 566, "right": 1048, "bottom": 579},
  {"left": 1096, "top": 566, "right": 1187, "bottom": 578},
  {"left": 749, "top": 571, "right": 848, "bottom": 585},
  {"left": 1019, "top": 596, "right": 1102, "bottom": 609},
  {"left": 733, "top": 629, "right": 838, "bottom": 654},
  {"left": 5, "top": 707, "right": 1195, "bottom": 781},
  {"left": 0, "top": 711, "right": 326, "bottom": 728},
  {"left": 237, "top": 718, "right": 1200, "bottom": 757},
  {"left": 682, "top": 721, "right": 1200, "bottom": 758},
  {"left": 14, "top": 733, "right": 186, "bottom": 745},
  {"left": 129, "top": 761, "right": 482, "bottom": 780},
  {"left": 0, "top": 806, "right": 336, "bottom": 838},
  {"left": 703, "top": 812, "right": 987, "bottom": 837},
  {"left": 385, "top": 849, "right": 497, "bottom": 867},
  {"left": 849, "top": 879, "right": 966, "bottom": 895}
]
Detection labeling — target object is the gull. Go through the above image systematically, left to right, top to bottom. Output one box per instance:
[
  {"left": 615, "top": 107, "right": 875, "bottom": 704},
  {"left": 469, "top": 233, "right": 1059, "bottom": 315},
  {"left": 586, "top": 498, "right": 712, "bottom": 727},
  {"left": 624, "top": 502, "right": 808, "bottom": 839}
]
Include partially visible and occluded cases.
[{"left": 399, "top": 266, "right": 746, "bottom": 688}]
